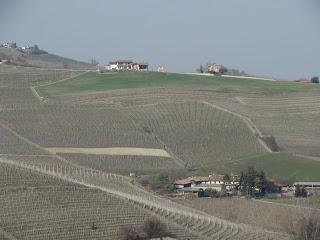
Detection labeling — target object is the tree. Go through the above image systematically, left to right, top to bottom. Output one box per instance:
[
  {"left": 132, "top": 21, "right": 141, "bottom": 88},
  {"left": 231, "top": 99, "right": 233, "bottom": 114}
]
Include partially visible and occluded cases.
[
  {"left": 89, "top": 58, "right": 99, "bottom": 66},
  {"left": 62, "top": 61, "right": 69, "bottom": 69},
  {"left": 197, "top": 64, "right": 204, "bottom": 73},
  {"left": 220, "top": 65, "right": 228, "bottom": 74},
  {"left": 311, "top": 76, "right": 319, "bottom": 84},
  {"left": 239, "top": 167, "right": 267, "bottom": 197},
  {"left": 255, "top": 171, "right": 267, "bottom": 197},
  {"left": 223, "top": 174, "right": 231, "bottom": 183},
  {"left": 294, "top": 185, "right": 307, "bottom": 198},
  {"left": 204, "top": 188, "right": 218, "bottom": 198},
  {"left": 142, "top": 218, "right": 167, "bottom": 239},
  {"left": 123, "top": 226, "right": 142, "bottom": 240}
]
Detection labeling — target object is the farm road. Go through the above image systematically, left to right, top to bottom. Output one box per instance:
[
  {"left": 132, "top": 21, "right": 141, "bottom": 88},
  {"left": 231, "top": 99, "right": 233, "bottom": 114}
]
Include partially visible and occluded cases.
[{"left": 202, "top": 101, "right": 272, "bottom": 153}]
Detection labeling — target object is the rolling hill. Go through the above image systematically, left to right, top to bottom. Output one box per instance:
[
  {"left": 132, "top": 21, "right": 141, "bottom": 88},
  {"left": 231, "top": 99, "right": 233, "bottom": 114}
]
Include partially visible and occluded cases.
[
  {"left": 0, "top": 47, "right": 95, "bottom": 70},
  {"left": 0, "top": 65, "right": 319, "bottom": 239}
]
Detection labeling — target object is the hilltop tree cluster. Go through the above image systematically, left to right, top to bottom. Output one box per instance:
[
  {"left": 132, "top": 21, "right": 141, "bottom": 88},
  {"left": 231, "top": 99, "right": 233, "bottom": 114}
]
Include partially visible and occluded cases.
[
  {"left": 196, "top": 63, "right": 247, "bottom": 76},
  {"left": 311, "top": 76, "right": 319, "bottom": 84},
  {"left": 239, "top": 167, "right": 267, "bottom": 197},
  {"left": 294, "top": 185, "right": 307, "bottom": 198}
]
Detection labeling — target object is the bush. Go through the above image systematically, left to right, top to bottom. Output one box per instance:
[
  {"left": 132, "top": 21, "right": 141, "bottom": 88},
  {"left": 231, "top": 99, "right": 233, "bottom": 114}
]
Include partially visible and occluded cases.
[
  {"left": 311, "top": 76, "right": 319, "bottom": 84},
  {"left": 260, "top": 135, "right": 280, "bottom": 152},
  {"left": 294, "top": 185, "right": 307, "bottom": 198},
  {"left": 204, "top": 188, "right": 218, "bottom": 198},
  {"left": 123, "top": 218, "right": 169, "bottom": 240},
  {"left": 143, "top": 218, "right": 167, "bottom": 239},
  {"left": 123, "top": 226, "right": 143, "bottom": 240}
]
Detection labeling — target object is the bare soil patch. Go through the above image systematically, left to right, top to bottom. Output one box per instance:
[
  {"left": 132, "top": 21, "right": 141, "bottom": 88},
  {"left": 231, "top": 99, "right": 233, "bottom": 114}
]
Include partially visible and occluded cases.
[{"left": 45, "top": 147, "right": 171, "bottom": 157}]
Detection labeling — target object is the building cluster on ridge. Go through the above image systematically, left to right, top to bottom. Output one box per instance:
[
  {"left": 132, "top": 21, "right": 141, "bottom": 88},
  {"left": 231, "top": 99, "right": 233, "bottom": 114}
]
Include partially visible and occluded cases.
[{"left": 105, "top": 60, "right": 149, "bottom": 71}]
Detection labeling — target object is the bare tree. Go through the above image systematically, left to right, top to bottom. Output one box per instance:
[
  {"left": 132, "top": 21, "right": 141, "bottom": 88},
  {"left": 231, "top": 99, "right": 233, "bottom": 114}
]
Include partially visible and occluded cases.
[{"left": 142, "top": 218, "right": 167, "bottom": 239}]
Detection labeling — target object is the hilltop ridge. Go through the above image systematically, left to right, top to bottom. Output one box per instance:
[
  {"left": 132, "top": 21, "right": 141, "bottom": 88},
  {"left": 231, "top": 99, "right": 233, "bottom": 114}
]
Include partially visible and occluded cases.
[{"left": 0, "top": 47, "right": 95, "bottom": 70}]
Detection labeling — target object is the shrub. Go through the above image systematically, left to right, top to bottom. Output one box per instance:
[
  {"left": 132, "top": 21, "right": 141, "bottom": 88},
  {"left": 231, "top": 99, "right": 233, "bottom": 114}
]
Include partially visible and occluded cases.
[
  {"left": 311, "top": 76, "right": 319, "bottom": 84},
  {"left": 260, "top": 135, "right": 280, "bottom": 152},
  {"left": 294, "top": 185, "right": 307, "bottom": 198},
  {"left": 204, "top": 188, "right": 219, "bottom": 198},
  {"left": 123, "top": 218, "right": 168, "bottom": 240},
  {"left": 142, "top": 218, "right": 167, "bottom": 239},
  {"left": 123, "top": 226, "right": 143, "bottom": 240}
]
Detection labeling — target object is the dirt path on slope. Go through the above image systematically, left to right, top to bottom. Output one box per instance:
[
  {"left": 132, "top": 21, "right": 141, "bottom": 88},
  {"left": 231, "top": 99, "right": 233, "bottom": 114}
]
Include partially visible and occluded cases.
[{"left": 202, "top": 101, "right": 272, "bottom": 153}]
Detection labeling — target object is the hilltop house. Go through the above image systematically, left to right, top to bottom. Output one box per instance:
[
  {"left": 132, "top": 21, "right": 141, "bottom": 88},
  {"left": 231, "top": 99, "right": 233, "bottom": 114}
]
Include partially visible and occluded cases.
[
  {"left": 1, "top": 42, "right": 17, "bottom": 48},
  {"left": 0, "top": 60, "right": 8, "bottom": 64},
  {"left": 105, "top": 60, "right": 148, "bottom": 71},
  {"left": 208, "top": 63, "right": 221, "bottom": 74},
  {"left": 157, "top": 65, "right": 165, "bottom": 73}
]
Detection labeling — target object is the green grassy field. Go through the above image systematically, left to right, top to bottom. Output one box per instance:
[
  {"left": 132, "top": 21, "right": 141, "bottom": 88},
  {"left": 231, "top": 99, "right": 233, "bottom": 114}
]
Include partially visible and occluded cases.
[
  {"left": 36, "top": 71, "right": 320, "bottom": 96},
  {"left": 211, "top": 153, "right": 320, "bottom": 181}
]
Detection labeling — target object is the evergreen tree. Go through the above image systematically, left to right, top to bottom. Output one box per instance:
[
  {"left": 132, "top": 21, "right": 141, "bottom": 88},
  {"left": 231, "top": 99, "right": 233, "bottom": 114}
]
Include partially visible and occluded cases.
[
  {"left": 239, "top": 167, "right": 267, "bottom": 197},
  {"left": 255, "top": 171, "right": 267, "bottom": 197},
  {"left": 223, "top": 174, "right": 231, "bottom": 183},
  {"left": 295, "top": 185, "right": 308, "bottom": 198}
]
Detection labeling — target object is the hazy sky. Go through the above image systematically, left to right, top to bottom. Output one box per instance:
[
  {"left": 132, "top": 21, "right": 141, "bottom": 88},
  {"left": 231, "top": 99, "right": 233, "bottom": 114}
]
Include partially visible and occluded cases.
[{"left": 1, "top": 0, "right": 319, "bottom": 79}]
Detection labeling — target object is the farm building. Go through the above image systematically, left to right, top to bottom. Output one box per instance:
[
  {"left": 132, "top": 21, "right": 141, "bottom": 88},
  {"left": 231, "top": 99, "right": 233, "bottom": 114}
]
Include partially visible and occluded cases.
[
  {"left": 1, "top": 42, "right": 17, "bottom": 48},
  {"left": 105, "top": 60, "right": 148, "bottom": 71},
  {"left": 208, "top": 63, "right": 221, "bottom": 74},
  {"left": 157, "top": 65, "right": 165, "bottom": 72},
  {"left": 174, "top": 174, "right": 238, "bottom": 197},
  {"left": 293, "top": 182, "right": 320, "bottom": 194},
  {"left": 176, "top": 187, "right": 205, "bottom": 198}
]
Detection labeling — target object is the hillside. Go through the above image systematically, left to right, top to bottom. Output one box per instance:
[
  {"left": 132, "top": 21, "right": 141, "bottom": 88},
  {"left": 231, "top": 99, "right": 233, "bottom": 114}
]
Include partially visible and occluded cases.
[
  {"left": 0, "top": 47, "right": 95, "bottom": 70},
  {"left": 0, "top": 67, "right": 319, "bottom": 239},
  {"left": 36, "top": 71, "right": 320, "bottom": 97}
]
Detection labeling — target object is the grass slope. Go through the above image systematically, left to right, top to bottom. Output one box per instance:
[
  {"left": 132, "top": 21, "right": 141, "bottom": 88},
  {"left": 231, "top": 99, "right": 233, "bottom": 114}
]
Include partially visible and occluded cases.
[
  {"left": 37, "top": 71, "right": 320, "bottom": 97},
  {"left": 216, "top": 153, "right": 320, "bottom": 181}
]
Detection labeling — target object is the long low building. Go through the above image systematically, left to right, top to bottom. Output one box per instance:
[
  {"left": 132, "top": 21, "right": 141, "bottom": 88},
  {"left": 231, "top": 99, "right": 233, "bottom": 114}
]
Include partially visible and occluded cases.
[{"left": 293, "top": 182, "right": 320, "bottom": 194}]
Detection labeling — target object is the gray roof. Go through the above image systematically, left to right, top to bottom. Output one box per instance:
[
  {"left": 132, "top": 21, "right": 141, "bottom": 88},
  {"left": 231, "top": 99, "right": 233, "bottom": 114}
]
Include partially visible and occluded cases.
[
  {"left": 293, "top": 182, "right": 320, "bottom": 186},
  {"left": 177, "top": 187, "right": 204, "bottom": 192}
]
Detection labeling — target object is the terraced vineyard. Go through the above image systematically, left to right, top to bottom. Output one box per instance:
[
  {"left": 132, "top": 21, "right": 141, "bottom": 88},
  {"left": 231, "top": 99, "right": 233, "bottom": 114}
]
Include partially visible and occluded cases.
[
  {"left": 0, "top": 65, "right": 84, "bottom": 88},
  {"left": 1, "top": 68, "right": 320, "bottom": 239},
  {"left": 0, "top": 88, "right": 41, "bottom": 109},
  {"left": 201, "top": 92, "right": 320, "bottom": 157},
  {"left": 129, "top": 101, "right": 266, "bottom": 167},
  {"left": 0, "top": 106, "right": 161, "bottom": 149},
  {"left": 0, "top": 124, "right": 47, "bottom": 155},
  {"left": 61, "top": 154, "right": 182, "bottom": 173},
  {"left": 0, "top": 159, "right": 289, "bottom": 240},
  {"left": 0, "top": 162, "right": 199, "bottom": 240},
  {"left": 174, "top": 197, "right": 318, "bottom": 234}
]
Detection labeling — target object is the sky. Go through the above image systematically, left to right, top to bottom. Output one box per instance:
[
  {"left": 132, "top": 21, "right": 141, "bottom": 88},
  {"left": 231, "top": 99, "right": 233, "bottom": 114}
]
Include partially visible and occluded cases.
[{"left": 0, "top": 0, "right": 319, "bottom": 79}]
